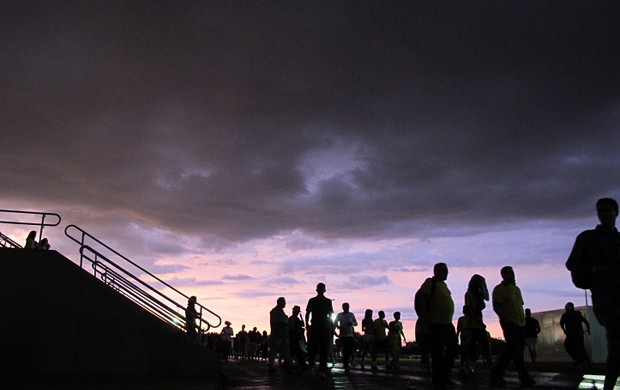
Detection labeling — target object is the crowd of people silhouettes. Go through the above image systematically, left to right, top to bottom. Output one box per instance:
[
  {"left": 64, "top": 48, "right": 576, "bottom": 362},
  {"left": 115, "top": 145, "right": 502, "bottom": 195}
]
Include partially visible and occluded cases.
[{"left": 153, "top": 198, "right": 620, "bottom": 389}]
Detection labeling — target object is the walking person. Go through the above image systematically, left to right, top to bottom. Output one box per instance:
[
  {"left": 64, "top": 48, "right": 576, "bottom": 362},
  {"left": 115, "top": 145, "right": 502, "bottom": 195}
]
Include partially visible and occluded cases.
[
  {"left": 566, "top": 198, "right": 620, "bottom": 390},
  {"left": 416, "top": 262, "right": 458, "bottom": 389},
  {"left": 490, "top": 266, "right": 535, "bottom": 387},
  {"left": 461, "top": 274, "right": 492, "bottom": 375},
  {"left": 305, "top": 282, "right": 334, "bottom": 377},
  {"left": 185, "top": 296, "right": 200, "bottom": 340},
  {"left": 268, "top": 297, "right": 294, "bottom": 373},
  {"left": 335, "top": 302, "right": 358, "bottom": 374},
  {"left": 560, "top": 302, "right": 591, "bottom": 368},
  {"left": 289, "top": 305, "right": 308, "bottom": 369},
  {"left": 524, "top": 308, "right": 541, "bottom": 367},
  {"left": 359, "top": 309, "right": 375, "bottom": 370},
  {"left": 371, "top": 310, "right": 389, "bottom": 370},
  {"left": 387, "top": 311, "right": 406, "bottom": 370},
  {"left": 220, "top": 321, "right": 234, "bottom": 361},
  {"left": 237, "top": 325, "right": 249, "bottom": 360}
]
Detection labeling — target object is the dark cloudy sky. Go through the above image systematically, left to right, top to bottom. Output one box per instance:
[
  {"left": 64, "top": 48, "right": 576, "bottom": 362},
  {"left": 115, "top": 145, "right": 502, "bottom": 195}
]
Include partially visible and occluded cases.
[{"left": 2, "top": 1, "right": 619, "bottom": 338}]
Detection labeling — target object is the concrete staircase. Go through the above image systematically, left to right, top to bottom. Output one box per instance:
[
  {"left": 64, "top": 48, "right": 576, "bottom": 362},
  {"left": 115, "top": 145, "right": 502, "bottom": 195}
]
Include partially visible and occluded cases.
[{"left": 0, "top": 248, "right": 221, "bottom": 379}]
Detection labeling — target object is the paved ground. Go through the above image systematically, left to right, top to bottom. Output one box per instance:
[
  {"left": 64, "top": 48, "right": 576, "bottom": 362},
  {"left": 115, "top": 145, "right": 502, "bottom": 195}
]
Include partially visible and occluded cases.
[
  {"left": 219, "top": 360, "right": 601, "bottom": 390},
  {"left": 1, "top": 361, "right": 605, "bottom": 389}
]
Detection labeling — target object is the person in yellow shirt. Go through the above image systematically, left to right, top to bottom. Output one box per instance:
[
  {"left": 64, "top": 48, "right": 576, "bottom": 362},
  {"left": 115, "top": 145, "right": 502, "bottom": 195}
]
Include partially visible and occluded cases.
[
  {"left": 417, "top": 263, "right": 457, "bottom": 389},
  {"left": 491, "top": 266, "right": 535, "bottom": 387},
  {"left": 371, "top": 310, "right": 389, "bottom": 370}
]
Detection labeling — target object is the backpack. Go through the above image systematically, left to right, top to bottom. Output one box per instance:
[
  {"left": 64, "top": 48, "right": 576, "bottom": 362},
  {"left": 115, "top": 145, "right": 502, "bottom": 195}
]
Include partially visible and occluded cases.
[
  {"left": 566, "top": 229, "right": 601, "bottom": 290},
  {"left": 414, "top": 277, "right": 436, "bottom": 318}
]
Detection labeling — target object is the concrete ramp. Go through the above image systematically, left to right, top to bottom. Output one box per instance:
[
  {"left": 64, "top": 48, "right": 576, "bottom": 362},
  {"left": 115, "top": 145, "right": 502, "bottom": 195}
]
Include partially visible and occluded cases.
[{"left": 0, "top": 248, "right": 221, "bottom": 379}]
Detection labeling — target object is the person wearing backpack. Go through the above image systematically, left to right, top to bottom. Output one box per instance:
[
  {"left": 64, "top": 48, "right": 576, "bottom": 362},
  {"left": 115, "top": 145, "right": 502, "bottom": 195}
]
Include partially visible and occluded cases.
[
  {"left": 566, "top": 197, "right": 620, "bottom": 390},
  {"left": 415, "top": 263, "right": 458, "bottom": 389}
]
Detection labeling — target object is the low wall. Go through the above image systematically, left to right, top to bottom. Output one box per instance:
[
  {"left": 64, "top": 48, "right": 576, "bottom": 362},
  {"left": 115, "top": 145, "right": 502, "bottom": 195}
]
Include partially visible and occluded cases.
[{"left": 533, "top": 305, "right": 606, "bottom": 363}]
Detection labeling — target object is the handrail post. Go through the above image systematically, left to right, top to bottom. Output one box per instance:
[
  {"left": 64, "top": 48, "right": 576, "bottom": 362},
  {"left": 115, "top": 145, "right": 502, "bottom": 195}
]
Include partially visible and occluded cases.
[{"left": 39, "top": 213, "right": 46, "bottom": 244}]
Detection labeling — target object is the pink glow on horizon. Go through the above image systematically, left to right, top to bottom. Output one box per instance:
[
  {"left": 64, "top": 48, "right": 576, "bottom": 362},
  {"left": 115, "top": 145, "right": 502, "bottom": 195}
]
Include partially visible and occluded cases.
[{"left": 0, "top": 219, "right": 589, "bottom": 344}]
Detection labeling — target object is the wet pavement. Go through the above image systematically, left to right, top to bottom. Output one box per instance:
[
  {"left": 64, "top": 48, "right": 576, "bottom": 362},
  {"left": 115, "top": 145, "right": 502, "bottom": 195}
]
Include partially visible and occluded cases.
[
  {"left": 1, "top": 360, "right": 604, "bottom": 389},
  {"left": 220, "top": 360, "right": 599, "bottom": 389}
]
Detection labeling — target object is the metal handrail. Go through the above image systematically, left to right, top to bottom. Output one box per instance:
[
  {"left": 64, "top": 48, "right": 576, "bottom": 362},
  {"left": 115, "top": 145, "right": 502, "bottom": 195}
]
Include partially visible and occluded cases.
[
  {"left": 0, "top": 209, "right": 61, "bottom": 246},
  {"left": 65, "top": 224, "right": 221, "bottom": 331},
  {"left": 0, "top": 231, "right": 22, "bottom": 248},
  {"left": 82, "top": 245, "right": 189, "bottom": 331},
  {"left": 82, "top": 245, "right": 215, "bottom": 333}
]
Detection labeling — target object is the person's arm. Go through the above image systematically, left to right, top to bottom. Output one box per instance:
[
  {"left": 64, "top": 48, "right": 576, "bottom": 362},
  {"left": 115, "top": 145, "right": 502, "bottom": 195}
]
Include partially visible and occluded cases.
[
  {"left": 491, "top": 285, "right": 502, "bottom": 318},
  {"left": 492, "top": 300, "right": 502, "bottom": 318},
  {"left": 305, "top": 301, "right": 311, "bottom": 329},
  {"left": 299, "top": 313, "right": 305, "bottom": 328},
  {"left": 334, "top": 313, "right": 342, "bottom": 337},
  {"left": 560, "top": 314, "right": 567, "bottom": 333},
  {"left": 535, "top": 319, "right": 541, "bottom": 335},
  {"left": 400, "top": 324, "right": 406, "bottom": 342}
]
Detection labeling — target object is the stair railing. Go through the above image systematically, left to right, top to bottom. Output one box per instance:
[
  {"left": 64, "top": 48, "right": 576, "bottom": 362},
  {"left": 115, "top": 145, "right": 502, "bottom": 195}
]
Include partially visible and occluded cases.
[
  {"left": 0, "top": 209, "right": 61, "bottom": 246},
  {"left": 65, "top": 224, "right": 221, "bottom": 334},
  {"left": 0, "top": 231, "right": 22, "bottom": 248},
  {"left": 81, "top": 245, "right": 189, "bottom": 331}
]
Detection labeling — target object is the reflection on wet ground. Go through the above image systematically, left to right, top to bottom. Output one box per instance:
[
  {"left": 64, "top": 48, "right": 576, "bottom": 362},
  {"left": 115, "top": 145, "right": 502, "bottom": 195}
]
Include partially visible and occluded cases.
[
  {"left": 1, "top": 360, "right": 603, "bottom": 389},
  {"left": 220, "top": 360, "right": 593, "bottom": 389}
]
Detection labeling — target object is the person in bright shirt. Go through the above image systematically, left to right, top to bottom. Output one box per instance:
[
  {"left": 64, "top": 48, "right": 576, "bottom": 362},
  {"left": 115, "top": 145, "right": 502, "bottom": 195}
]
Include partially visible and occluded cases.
[
  {"left": 417, "top": 262, "right": 457, "bottom": 389},
  {"left": 491, "top": 266, "right": 535, "bottom": 387},
  {"left": 335, "top": 302, "right": 358, "bottom": 374},
  {"left": 371, "top": 310, "right": 389, "bottom": 370},
  {"left": 387, "top": 311, "right": 406, "bottom": 370}
]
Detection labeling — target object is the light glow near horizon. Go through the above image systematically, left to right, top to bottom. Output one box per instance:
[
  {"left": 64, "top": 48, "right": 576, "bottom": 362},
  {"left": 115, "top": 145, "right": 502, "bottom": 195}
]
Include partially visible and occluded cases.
[{"left": 0, "top": 212, "right": 593, "bottom": 343}]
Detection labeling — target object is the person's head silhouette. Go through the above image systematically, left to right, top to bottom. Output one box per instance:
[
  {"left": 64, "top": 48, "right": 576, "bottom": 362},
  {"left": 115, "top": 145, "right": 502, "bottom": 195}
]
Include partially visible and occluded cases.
[
  {"left": 434, "top": 263, "right": 448, "bottom": 281},
  {"left": 316, "top": 282, "right": 326, "bottom": 296}
]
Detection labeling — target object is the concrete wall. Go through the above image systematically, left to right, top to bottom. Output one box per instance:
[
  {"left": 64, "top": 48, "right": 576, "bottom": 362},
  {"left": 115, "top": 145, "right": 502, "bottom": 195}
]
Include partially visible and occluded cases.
[
  {"left": 0, "top": 248, "right": 221, "bottom": 378},
  {"left": 533, "top": 305, "right": 606, "bottom": 363}
]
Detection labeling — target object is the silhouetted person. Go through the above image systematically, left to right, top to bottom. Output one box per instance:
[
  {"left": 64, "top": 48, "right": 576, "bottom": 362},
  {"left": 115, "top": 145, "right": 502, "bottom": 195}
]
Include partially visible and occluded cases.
[
  {"left": 567, "top": 197, "right": 620, "bottom": 390},
  {"left": 25, "top": 230, "right": 37, "bottom": 249},
  {"left": 37, "top": 237, "right": 50, "bottom": 250},
  {"left": 417, "top": 262, "right": 457, "bottom": 389},
  {"left": 491, "top": 266, "right": 535, "bottom": 387},
  {"left": 461, "top": 274, "right": 492, "bottom": 374},
  {"left": 305, "top": 282, "right": 334, "bottom": 377},
  {"left": 185, "top": 296, "right": 200, "bottom": 339},
  {"left": 269, "top": 297, "right": 293, "bottom": 373},
  {"left": 335, "top": 302, "right": 358, "bottom": 374},
  {"left": 560, "top": 302, "right": 591, "bottom": 368},
  {"left": 289, "top": 305, "right": 307, "bottom": 369},
  {"left": 456, "top": 308, "right": 470, "bottom": 375},
  {"left": 524, "top": 308, "right": 541, "bottom": 367},
  {"left": 359, "top": 309, "right": 375, "bottom": 370},
  {"left": 372, "top": 310, "right": 389, "bottom": 370},
  {"left": 387, "top": 311, "right": 406, "bottom": 370},
  {"left": 415, "top": 314, "right": 431, "bottom": 375},
  {"left": 221, "top": 321, "right": 234, "bottom": 361},
  {"left": 237, "top": 324, "right": 249, "bottom": 360},
  {"left": 248, "top": 326, "right": 260, "bottom": 360},
  {"left": 260, "top": 330, "right": 269, "bottom": 360}
]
